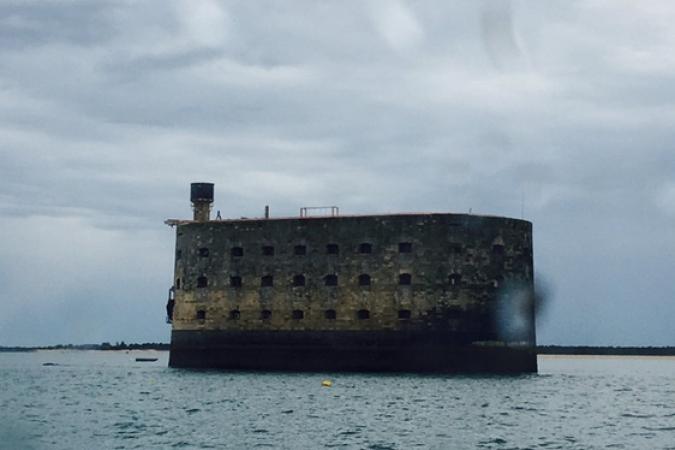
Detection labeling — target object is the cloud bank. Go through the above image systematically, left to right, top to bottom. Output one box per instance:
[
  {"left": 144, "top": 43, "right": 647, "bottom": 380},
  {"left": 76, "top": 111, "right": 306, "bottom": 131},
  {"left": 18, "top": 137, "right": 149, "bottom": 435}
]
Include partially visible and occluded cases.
[{"left": 1, "top": 1, "right": 674, "bottom": 345}]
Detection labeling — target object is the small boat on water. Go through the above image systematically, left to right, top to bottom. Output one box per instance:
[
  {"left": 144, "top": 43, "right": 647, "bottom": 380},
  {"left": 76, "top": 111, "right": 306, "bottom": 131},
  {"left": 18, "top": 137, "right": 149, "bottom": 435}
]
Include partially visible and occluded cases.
[{"left": 135, "top": 357, "right": 158, "bottom": 362}]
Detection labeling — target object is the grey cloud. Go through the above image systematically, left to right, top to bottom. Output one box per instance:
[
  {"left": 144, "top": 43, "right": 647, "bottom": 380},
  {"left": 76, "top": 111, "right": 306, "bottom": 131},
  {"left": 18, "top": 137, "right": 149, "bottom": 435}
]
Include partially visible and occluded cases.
[{"left": 1, "top": 1, "right": 674, "bottom": 345}]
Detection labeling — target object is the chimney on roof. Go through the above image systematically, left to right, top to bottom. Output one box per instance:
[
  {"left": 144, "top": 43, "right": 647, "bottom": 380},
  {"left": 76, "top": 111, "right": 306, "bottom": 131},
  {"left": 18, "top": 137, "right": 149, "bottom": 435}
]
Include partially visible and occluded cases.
[{"left": 190, "top": 182, "right": 214, "bottom": 222}]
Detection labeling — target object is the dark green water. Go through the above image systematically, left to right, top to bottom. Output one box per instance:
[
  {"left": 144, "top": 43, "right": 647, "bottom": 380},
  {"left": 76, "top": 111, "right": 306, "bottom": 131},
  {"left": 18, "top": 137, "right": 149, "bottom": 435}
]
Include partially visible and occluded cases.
[{"left": 1, "top": 351, "right": 674, "bottom": 449}]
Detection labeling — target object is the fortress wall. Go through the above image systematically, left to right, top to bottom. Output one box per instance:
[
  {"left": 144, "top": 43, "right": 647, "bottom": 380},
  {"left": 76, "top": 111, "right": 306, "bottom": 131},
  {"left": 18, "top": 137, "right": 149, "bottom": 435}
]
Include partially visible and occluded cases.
[{"left": 170, "top": 213, "right": 534, "bottom": 344}]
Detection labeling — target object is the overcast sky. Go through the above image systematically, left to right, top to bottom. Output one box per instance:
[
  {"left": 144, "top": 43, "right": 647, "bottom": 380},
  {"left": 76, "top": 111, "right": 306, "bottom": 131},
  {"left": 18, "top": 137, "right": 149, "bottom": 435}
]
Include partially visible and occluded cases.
[{"left": 1, "top": 0, "right": 674, "bottom": 346}]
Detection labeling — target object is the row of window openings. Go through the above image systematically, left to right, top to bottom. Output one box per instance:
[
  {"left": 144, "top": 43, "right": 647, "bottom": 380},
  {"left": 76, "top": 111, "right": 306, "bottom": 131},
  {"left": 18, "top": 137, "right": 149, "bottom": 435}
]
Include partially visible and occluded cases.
[
  {"left": 179, "top": 243, "right": 506, "bottom": 260},
  {"left": 183, "top": 273, "right": 464, "bottom": 289},
  {"left": 195, "top": 309, "right": 412, "bottom": 321}
]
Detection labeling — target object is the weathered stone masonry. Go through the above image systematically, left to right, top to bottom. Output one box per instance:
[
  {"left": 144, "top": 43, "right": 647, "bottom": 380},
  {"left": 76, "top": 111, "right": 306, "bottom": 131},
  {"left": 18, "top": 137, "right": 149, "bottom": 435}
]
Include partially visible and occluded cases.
[{"left": 172, "top": 214, "right": 532, "bottom": 338}]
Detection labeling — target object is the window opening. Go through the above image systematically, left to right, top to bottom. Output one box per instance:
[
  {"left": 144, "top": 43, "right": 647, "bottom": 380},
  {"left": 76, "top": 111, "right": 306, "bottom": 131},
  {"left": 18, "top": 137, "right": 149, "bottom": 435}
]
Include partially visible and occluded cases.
[
  {"left": 358, "top": 242, "right": 372, "bottom": 254},
  {"left": 399, "top": 242, "right": 412, "bottom": 253},
  {"left": 326, "top": 244, "right": 339, "bottom": 254},
  {"left": 294, "top": 245, "right": 307, "bottom": 255},
  {"left": 262, "top": 246, "right": 275, "bottom": 256},
  {"left": 198, "top": 247, "right": 209, "bottom": 257},
  {"left": 231, "top": 247, "right": 244, "bottom": 257},
  {"left": 399, "top": 273, "right": 412, "bottom": 285},
  {"left": 449, "top": 273, "right": 462, "bottom": 287},
  {"left": 292, "top": 274, "right": 306, "bottom": 287},
  {"left": 324, "top": 274, "right": 338, "bottom": 286},
  {"left": 358, "top": 274, "right": 371, "bottom": 286},
  {"left": 261, "top": 275, "right": 273, "bottom": 287},
  {"left": 197, "top": 276, "right": 208, "bottom": 288},
  {"left": 230, "top": 276, "right": 242, "bottom": 288},
  {"left": 325, "top": 309, "right": 336, "bottom": 320},
  {"left": 357, "top": 309, "right": 370, "bottom": 320},
  {"left": 398, "top": 309, "right": 411, "bottom": 319},
  {"left": 196, "top": 310, "right": 206, "bottom": 320},
  {"left": 229, "top": 310, "right": 241, "bottom": 320},
  {"left": 261, "top": 310, "right": 272, "bottom": 320},
  {"left": 292, "top": 310, "right": 304, "bottom": 320}
]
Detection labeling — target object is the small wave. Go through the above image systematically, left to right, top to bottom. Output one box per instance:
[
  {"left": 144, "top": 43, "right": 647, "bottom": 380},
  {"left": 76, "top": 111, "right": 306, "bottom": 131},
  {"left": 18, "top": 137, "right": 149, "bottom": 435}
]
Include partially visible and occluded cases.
[
  {"left": 185, "top": 408, "right": 200, "bottom": 415},
  {"left": 620, "top": 413, "right": 655, "bottom": 419},
  {"left": 643, "top": 426, "right": 675, "bottom": 431},
  {"left": 338, "top": 430, "right": 360, "bottom": 436},
  {"left": 479, "top": 437, "right": 507, "bottom": 445},
  {"left": 367, "top": 444, "right": 396, "bottom": 450}
]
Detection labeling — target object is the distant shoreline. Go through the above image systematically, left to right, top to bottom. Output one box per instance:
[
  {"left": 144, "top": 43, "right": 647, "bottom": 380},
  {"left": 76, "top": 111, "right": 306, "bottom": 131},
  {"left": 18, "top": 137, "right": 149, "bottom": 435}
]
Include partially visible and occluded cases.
[
  {"left": 0, "top": 342, "right": 169, "bottom": 352},
  {"left": 1, "top": 344, "right": 675, "bottom": 356},
  {"left": 536, "top": 346, "right": 675, "bottom": 356}
]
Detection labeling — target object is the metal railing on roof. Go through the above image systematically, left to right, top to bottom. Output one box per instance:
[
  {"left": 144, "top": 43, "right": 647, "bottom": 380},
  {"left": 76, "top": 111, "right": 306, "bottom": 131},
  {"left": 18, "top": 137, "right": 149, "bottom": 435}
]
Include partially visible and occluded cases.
[{"left": 299, "top": 206, "right": 339, "bottom": 218}]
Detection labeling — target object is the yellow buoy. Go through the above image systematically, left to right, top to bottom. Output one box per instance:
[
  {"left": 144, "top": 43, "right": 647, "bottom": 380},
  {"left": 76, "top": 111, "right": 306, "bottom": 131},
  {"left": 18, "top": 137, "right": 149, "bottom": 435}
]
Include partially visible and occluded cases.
[{"left": 321, "top": 380, "right": 333, "bottom": 387}]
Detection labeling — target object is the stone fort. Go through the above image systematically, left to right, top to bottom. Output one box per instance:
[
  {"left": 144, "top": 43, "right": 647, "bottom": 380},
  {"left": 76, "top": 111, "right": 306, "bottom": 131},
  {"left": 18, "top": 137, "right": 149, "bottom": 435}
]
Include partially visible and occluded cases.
[{"left": 166, "top": 183, "right": 536, "bottom": 372}]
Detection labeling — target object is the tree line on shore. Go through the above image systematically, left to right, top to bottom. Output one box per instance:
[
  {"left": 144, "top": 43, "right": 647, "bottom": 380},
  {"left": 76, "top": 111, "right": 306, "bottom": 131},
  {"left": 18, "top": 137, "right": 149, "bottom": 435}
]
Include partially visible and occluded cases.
[
  {"left": 0, "top": 342, "right": 170, "bottom": 352},
  {"left": 1, "top": 343, "right": 675, "bottom": 355}
]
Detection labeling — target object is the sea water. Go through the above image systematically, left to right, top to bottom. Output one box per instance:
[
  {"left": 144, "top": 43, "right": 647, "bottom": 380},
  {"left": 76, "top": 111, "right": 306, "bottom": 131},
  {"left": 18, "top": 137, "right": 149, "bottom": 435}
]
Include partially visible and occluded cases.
[{"left": 1, "top": 351, "right": 674, "bottom": 449}]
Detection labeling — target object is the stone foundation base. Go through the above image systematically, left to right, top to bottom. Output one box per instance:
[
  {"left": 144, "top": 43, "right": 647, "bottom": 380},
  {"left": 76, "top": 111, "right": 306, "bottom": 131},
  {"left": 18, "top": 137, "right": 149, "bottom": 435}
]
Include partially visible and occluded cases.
[{"left": 169, "top": 330, "right": 537, "bottom": 373}]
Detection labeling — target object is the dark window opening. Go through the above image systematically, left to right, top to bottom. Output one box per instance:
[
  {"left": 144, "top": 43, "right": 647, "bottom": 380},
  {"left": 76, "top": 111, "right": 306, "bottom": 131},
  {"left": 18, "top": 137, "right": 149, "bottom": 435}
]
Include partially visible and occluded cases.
[
  {"left": 358, "top": 242, "right": 372, "bottom": 254},
  {"left": 398, "top": 242, "right": 412, "bottom": 253},
  {"left": 326, "top": 243, "right": 339, "bottom": 254},
  {"left": 450, "top": 244, "right": 463, "bottom": 254},
  {"left": 493, "top": 244, "right": 505, "bottom": 255},
  {"left": 294, "top": 245, "right": 307, "bottom": 255},
  {"left": 262, "top": 246, "right": 275, "bottom": 256},
  {"left": 198, "top": 247, "right": 209, "bottom": 257},
  {"left": 231, "top": 247, "right": 244, "bottom": 257},
  {"left": 176, "top": 250, "right": 182, "bottom": 260},
  {"left": 399, "top": 273, "right": 412, "bottom": 285},
  {"left": 449, "top": 273, "right": 462, "bottom": 287},
  {"left": 292, "top": 274, "right": 306, "bottom": 287},
  {"left": 324, "top": 274, "right": 338, "bottom": 286},
  {"left": 358, "top": 274, "right": 371, "bottom": 286},
  {"left": 261, "top": 275, "right": 273, "bottom": 287},
  {"left": 493, "top": 275, "right": 504, "bottom": 288},
  {"left": 197, "top": 276, "right": 208, "bottom": 288},
  {"left": 230, "top": 276, "right": 242, "bottom": 288},
  {"left": 175, "top": 278, "right": 181, "bottom": 290},
  {"left": 261, "top": 309, "right": 272, "bottom": 320},
  {"left": 292, "top": 309, "right": 304, "bottom": 320},
  {"left": 325, "top": 309, "right": 336, "bottom": 320},
  {"left": 357, "top": 309, "right": 370, "bottom": 320},
  {"left": 398, "top": 309, "right": 411, "bottom": 320},
  {"left": 196, "top": 310, "right": 206, "bottom": 320},
  {"left": 229, "top": 310, "right": 240, "bottom": 320}
]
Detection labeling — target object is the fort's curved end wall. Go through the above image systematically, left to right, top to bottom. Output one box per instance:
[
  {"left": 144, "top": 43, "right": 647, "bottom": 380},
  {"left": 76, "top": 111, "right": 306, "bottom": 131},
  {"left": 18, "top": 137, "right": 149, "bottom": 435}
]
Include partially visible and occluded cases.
[{"left": 169, "top": 213, "right": 536, "bottom": 373}]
